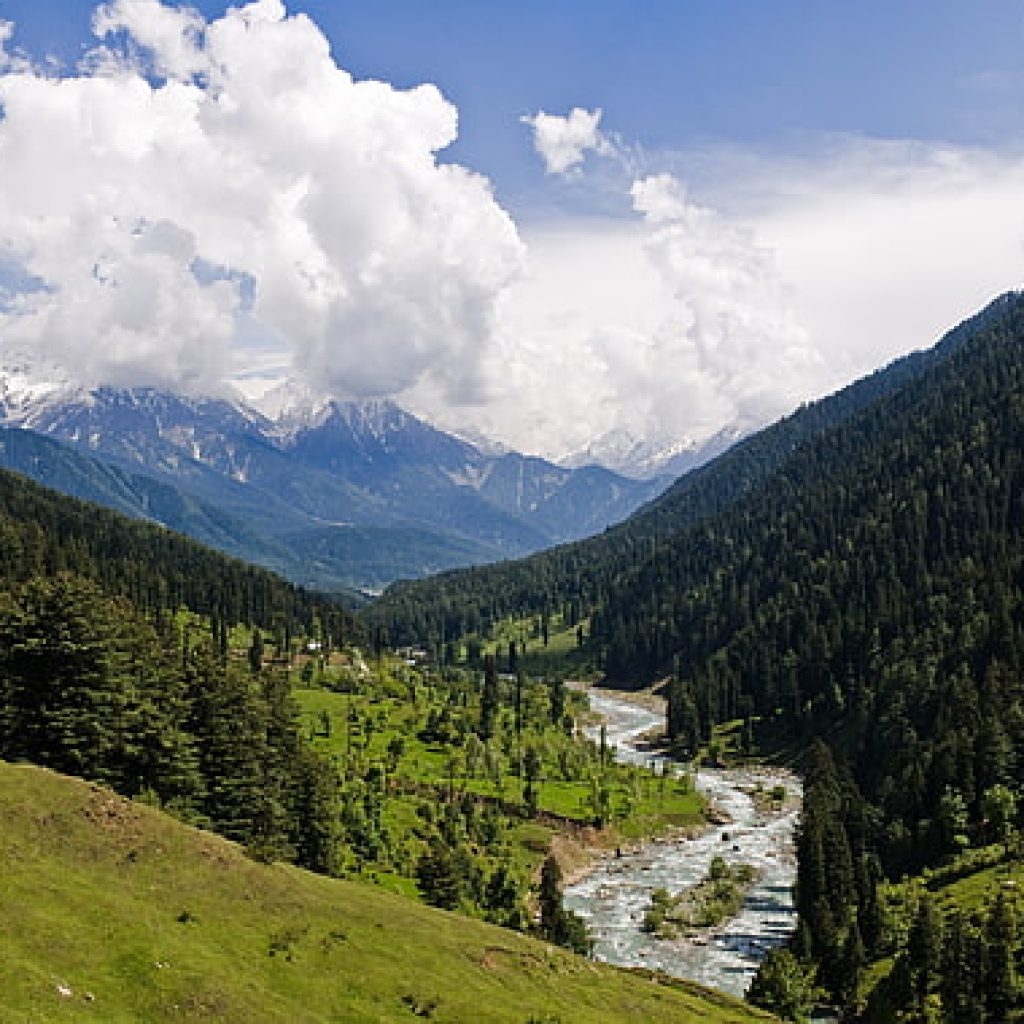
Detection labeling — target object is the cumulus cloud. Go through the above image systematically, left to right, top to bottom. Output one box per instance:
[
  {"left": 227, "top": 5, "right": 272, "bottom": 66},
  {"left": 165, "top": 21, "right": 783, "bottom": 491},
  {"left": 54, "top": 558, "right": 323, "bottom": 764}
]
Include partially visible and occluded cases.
[
  {"left": 0, "top": 0, "right": 523, "bottom": 397},
  {"left": 91, "top": 0, "right": 208, "bottom": 80},
  {"left": 521, "top": 106, "right": 609, "bottom": 175},
  {"left": 415, "top": 132, "right": 1024, "bottom": 462},
  {"left": 411, "top": 169, "right": 826, "bottom": 459},
  {"left": 628, "top": 172, "right": 824, "bottom": 432}
]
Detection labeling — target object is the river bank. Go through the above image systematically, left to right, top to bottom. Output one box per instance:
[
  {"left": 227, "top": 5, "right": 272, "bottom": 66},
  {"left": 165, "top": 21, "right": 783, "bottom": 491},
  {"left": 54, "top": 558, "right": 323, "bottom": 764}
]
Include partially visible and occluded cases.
[{"left": 563, "top": 688, "right": 801, "bottom": 999}]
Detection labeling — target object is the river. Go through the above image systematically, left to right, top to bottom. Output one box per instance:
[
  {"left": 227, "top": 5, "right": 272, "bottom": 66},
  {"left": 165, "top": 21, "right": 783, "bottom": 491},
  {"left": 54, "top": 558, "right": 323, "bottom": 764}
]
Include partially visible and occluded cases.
[{"left": 563, "top": 690, "right": 801, "bottom": 999}]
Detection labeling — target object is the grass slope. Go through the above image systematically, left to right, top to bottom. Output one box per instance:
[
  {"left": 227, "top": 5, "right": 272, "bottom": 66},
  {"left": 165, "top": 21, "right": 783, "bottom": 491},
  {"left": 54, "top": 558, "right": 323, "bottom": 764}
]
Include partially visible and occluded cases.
[{"left": 0, "top": 761, "right": 772, "bottom": 1024}]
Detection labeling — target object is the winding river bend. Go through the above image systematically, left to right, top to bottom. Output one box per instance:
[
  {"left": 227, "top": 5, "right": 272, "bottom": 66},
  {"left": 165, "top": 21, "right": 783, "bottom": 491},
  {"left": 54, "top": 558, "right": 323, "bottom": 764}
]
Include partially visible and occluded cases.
[{"left": 564, "top": 690, "right": 801, "bottom": 999}]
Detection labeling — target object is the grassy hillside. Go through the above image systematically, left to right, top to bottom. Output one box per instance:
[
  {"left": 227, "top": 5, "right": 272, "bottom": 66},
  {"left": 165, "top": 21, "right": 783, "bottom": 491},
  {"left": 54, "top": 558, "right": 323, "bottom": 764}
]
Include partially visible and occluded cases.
[{"left": 0, "top": 761, "right": 773, "bottom": 1024}]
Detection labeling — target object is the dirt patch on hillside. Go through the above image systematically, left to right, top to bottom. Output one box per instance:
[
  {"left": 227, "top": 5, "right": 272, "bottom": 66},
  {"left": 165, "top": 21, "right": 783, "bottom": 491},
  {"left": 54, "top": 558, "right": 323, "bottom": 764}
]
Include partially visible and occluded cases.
[
  {"left": 78, "top": 784, "right": 153, "bottom": 864},
  {"left": 82, "top": 785, "right": 144, "bottom": 834}
]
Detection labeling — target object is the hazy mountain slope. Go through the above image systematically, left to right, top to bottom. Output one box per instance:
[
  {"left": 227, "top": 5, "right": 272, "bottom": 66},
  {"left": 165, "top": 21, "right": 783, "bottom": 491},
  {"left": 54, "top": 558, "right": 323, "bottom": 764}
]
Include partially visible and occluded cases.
[
  {"left": 369, "top": 291, "right": 1020, "bottom": 644},
  {"left": 0, "top": 385, "right": 661, "bottom": 590},
  {"left": 0, "top": 425, "right": 299, "bottom": 569},
  {"left": 475, "top": 453, "right": 666, "bottom": 542},
  {"left": 0, "top": 462, "right": 356, "bottom": 637}
]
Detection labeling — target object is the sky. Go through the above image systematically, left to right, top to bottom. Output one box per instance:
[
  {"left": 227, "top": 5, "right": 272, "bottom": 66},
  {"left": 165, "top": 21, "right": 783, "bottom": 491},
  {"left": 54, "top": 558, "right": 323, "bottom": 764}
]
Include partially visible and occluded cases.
[{"left": 2, "top": 1, "right": 1024, "bottom": 459}]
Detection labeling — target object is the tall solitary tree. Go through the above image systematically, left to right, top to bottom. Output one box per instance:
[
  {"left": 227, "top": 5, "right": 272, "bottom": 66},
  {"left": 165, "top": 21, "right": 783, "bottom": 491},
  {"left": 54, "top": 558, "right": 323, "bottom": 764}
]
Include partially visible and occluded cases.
[
  {"left": 479, "top": 654, "right": 499, "bottom": 741},
  {"left": 537, "top": 854, "right": 590, "bottom": 955}
]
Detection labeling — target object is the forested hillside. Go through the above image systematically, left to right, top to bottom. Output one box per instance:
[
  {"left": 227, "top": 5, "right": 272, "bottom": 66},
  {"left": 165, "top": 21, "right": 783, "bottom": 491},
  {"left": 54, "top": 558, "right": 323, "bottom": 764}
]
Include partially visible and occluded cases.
[
  {"left": 593, "top": 288, "right": 1024, "bottom": 835},
  {"left": 370, "top": 292, "right": 1024, "bottom": 1021},
  {"left": 369, "top": 293, "right": 1018, "bottom": 650},
  {"left": 0, "top": 464, "right": 354, "bottom": 633},
  {"left": 0, "top": 466, "right": 364, "bottom": 874}
]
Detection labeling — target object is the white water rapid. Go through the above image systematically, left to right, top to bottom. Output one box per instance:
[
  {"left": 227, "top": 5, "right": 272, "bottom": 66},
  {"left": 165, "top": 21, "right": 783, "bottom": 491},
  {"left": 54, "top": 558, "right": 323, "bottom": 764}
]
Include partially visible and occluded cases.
[{"left": 563, "top": 690, "right": 801, "bottom": 999}]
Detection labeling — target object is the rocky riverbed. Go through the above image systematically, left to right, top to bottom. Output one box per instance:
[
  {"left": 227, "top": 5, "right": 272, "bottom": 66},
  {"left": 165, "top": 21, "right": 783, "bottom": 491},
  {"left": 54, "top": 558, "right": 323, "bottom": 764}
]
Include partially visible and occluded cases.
[{"left": 563, "top": 689, "right": 801, "bottom": 998}]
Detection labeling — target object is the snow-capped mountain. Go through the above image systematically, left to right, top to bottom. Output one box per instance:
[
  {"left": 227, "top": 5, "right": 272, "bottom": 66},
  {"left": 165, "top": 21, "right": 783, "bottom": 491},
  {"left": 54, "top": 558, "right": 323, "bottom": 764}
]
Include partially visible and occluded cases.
[
  {"left": 0, "top": 360, "right": 76, "bottom": 423},
  {"left": 0, "top": 373, "right": 666, "bottom": 591},
  {"left": 560, "top": 425, "right": 745, "bottom": 480}
]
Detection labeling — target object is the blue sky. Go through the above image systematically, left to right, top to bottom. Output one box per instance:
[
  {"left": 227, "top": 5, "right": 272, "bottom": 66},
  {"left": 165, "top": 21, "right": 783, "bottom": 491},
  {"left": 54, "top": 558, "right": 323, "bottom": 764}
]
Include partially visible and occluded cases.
[
  {"left": 2, "top": 1, "right": 1024, "bottom": 459},
  {"left": 6, "top": 1, "right": 1024, "bottom": 210}
]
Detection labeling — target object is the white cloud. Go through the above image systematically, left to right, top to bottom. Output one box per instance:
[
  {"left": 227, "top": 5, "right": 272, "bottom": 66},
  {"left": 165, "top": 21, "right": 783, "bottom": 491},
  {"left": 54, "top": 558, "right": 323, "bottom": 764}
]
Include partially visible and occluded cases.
[
  {"left": 91, "top": 0, "right": 208, "bottom": 81},
  {"left": 0, "top": 1, "right": 523, "bottom": 398},
  {"left": 4, "top": 7, "right": 1024, "bottom": 467},
  {"left": 522, "top": 106, "right": 609, "bottom": 176},
  {"left": 413, "top": 138, "right": 1024, "bottom": 461},
  {"left": 629, "top": 173, "right": 824, "bottom": 432},
  {"left": 630, "top": 173, "right": 690, "bottom": 223},
  {"left": 414, "top": 174, "right": 824, "bottom": 458}
]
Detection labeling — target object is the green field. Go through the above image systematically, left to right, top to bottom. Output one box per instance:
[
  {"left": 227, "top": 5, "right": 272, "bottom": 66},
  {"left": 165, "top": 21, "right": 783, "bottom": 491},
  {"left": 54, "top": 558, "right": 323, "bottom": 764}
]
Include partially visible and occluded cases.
[
  {"left": 292, "top": 684, "right": 703, "bottom": 860},
  {"left": 0, "top": 761, "right": 774, "bottom": 1024}
]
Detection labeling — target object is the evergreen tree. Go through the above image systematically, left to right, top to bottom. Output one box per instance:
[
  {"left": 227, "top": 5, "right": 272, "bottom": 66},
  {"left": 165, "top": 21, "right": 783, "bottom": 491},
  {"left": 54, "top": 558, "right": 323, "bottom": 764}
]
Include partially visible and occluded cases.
[
  {"left": 248, "top": 628, "right": 264, "bottom": 675},
  {"left": 479, "top": 654, "right": 499, "bottom": 741},
  {"left": 549, "top": 677, "right": 566, "bottom": 727},
  {"left": 537, "top": 854, "right": 590, "bottom": 955},
  {"left": 984, "top": 891, "right": 1021, "bottom": 1022},
  {"left": 748, "top": 949, "right": 819, "bottom": 1023}
]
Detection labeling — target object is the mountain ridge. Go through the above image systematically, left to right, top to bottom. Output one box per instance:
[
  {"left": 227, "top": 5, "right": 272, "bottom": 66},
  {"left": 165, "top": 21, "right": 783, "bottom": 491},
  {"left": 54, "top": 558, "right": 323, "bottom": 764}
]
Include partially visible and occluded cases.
[
  {"left": 369, "top": 290, "right": 1022, "bottom": 644},
  {"left": 0, "top": 376, "right": 666, "bottom": 591}
]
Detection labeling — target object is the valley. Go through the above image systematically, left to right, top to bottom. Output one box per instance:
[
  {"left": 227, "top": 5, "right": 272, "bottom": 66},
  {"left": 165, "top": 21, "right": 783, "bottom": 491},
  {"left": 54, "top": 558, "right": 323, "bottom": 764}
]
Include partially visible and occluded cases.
[
  {"left": 4, "top": 5, "right": 1024, "bottom": 1021},
  {"left": 2, "top": 290, "right": 1024, "bottom": 1022},
  {"left": 371, "top": 293, "right": 1024, "bottom": 1021},
  {"left": 0, "top": 381, "right": 667, "bottom": 593}
]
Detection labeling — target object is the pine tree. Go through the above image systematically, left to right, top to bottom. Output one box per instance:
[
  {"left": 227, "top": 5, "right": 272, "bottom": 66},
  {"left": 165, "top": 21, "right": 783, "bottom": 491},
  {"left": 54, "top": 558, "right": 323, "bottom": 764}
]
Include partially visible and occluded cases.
[
  {"left": 248, "top": 628, "right": 264, "bottom": 675},
  {"left": 479, "top": 654, "right": 499, "bottom": 741},
  {"left": 549, "top": 677, "right": 566, "bottom": 727},
  {"left": 537, "top": 854, "right": 590, "bottom": 955},
  {"left": 984, "top": 891, "right": 1020, "bottom": 1022},
  {"left": 906, "top": 895, "right": 943, "bottom": 1005},
  {"left": 940, "top": 909, "right": 986, "bottom": 1024},
  {"left": 748, "top": 949, "right": 819, "bottom": 1023}
]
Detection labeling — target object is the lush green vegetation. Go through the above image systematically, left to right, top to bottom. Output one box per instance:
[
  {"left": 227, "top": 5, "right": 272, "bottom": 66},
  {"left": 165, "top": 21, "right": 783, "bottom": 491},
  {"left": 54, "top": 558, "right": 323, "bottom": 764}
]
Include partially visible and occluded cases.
[
  {"left": 0, "top": 456, "right": 719, "bottom": 1015},
  {"left": 0, "top": 564, "right": 701, "bottom": 955},
  {"left": 0, "top": 574, "right": 346, "bottom": 873},
  {"left": 285, "top": 650, "right": 701, "bottom": 924},
  {"left": 0, "top": 760, "right": 776, "bottom": 1024},
  {"left": 853, "top": 846, "right": 1024, "bottom": 1022},
  {"left": 642, "top": 856, "right": 759, "bottom": 938}
]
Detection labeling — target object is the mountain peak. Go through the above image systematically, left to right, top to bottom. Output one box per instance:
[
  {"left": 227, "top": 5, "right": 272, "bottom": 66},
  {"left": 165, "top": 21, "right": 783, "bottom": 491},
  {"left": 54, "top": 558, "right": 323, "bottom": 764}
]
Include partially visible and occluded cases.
[
  {"left": 0, "top": 359, "right": 80, "bottom": 426},
  {"left": 0, "top": 369, "right": 666, "bottom": 589},
  {"left": 253, "top": 379, "right": 410, "bottom": 441},
  {"left": 559, "top": 426, "right": 742, "bottom": 480}
]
